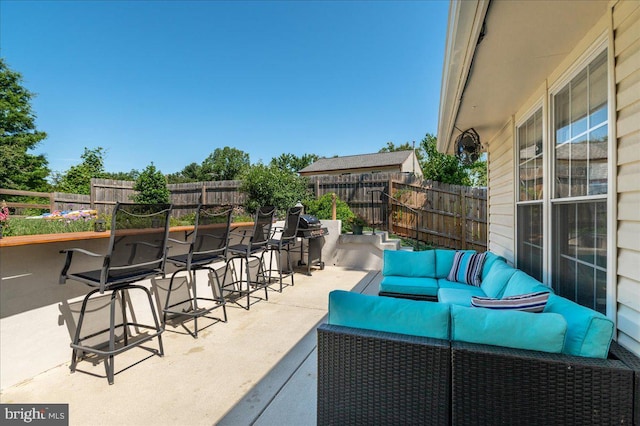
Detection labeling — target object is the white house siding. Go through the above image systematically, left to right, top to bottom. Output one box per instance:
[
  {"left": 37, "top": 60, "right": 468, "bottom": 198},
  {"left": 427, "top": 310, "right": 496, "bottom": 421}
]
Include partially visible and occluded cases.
[
  {"left": 613, "top": 0, "right": 640, "bottom": 355},
  {"left": 487, "top": 119, "right": 515, "bottom": 264}
]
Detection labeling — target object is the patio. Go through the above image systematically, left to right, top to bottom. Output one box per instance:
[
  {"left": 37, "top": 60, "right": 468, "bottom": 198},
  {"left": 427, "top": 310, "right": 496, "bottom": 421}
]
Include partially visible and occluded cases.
[{"left": 0, "top": 265, "right": 381, "bottom": 426}]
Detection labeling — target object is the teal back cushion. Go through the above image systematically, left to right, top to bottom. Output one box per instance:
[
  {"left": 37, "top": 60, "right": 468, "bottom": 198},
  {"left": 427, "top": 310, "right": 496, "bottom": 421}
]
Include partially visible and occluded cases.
[
  {"left": 382, "top": 249, "right": 436, "bottom": 278},
  {"left": 435, "top": 249, "right": 476, "bottom": 278},
  {"left": 481, "top": 252, "right": 507, "bottom": 280},
  {"left": 480, "top": 260, "right": 518, "bottom": 298},
  {"left": 502, "top": 270, "right": 551, "bottom": 298},
  {"left": 328, "top": 290, "right": 450, "bottom": 340},
  {"left": 543, "top": 295, "right": 614, "bottom": 358},
  {"left": 451, "top": 305, "right": 567, "bottom": 353}
]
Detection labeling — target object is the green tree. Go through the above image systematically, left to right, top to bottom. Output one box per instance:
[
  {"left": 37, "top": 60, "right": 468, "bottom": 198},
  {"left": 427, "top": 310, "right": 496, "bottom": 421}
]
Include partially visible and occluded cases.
[
  {"left": 0, "top": 59, "right": 50, "bottom": 191},
  {"left": 420, "top": 133, "right": 471, "bottom": 186},
  {"left": 379, "top": 141, "right": 423, "bottom": 163},
  {"left": 202, "top": 146, "right": 250, "bottom": 181},
  {"left": 53, "top": 147, "right": 106, "bottom": 194},
  {"left": 270, "top": 153, "right": 319, "bottom": 173},
  {"left": 468, "top": 157, "right": 488, "bottom": 187},
  {"left": 166, "top": 162, "right": 202, "bottom": 183},
  {"left": 132, "top": 163, "right": 170, "bottom": 204},
  {"left": 240, "top": 163, "right": 311, "bottom": 214},
  {"left": 103, "top": 169, "right": 140, "bottom": 181}
]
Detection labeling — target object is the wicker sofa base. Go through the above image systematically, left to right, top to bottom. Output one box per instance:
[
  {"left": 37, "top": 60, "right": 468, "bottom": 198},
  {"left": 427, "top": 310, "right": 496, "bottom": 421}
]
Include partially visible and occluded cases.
[
  {"left": 317, "top": 324, "right": 451, "bottom": 425},
  {"left": 318, "top": 324, "right": 640, "bottom": 425}
]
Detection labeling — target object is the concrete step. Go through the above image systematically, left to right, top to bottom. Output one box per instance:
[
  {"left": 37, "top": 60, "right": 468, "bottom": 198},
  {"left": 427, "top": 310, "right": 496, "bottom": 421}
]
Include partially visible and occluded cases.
[{"left": 330, "top": 231, "right": 402, "bottom": 270}]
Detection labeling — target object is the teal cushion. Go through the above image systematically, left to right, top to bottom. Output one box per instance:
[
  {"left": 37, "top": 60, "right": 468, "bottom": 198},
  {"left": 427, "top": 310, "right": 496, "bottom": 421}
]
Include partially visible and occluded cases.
[
  {"left": 382, "top": 249, "right": 436, "bottom": 278},
  {"left": 435, "top": 249, "right": 476, "bottom": 278},
  {"left": 481, "top": 252, "right": 507, "bottom": 280},
  {"left": 480, "top": 260, "right": 518, "bottom": 298},
  {"left": 502, "top": 271, "right": 551, "bottom": 298},
  {"left": 379, "top": 276, "right": 439, "bottom": 298},
  {"left": 438, "top": 279, "right": 485, "bottom": 291},
  {"left": 438, "top": 287, "right": 486, "bottom": 307},
  {"left": 328, "top": 290, "right": 450, "bottom": 339},
  {"left": 543, "top": 295, "right": 614, "bottom": 358},
  {"left": 451, "top": 305, "right": 567, "bottom": 353}
]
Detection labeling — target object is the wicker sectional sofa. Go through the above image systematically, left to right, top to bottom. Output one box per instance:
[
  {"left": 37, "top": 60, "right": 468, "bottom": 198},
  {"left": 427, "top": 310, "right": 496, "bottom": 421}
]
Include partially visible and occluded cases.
[{"left": 317, "top": 249, "right": 640, "bottom": 425}]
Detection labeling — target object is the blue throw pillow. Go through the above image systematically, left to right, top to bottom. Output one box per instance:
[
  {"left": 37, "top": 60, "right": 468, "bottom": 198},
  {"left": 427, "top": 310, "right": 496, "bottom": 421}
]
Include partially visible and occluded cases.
[{"left": 447, "top": 251, "right": 487, "bottom": 286}]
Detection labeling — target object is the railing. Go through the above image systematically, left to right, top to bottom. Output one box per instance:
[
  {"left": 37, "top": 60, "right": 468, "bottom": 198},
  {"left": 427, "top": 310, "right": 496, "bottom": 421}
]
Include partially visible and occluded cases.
[{"left": 368, "top": 189, "right": 424, "bottom": 251}]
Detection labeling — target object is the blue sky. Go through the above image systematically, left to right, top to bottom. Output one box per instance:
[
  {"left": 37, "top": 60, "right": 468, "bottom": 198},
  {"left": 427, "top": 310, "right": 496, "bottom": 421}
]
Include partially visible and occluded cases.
[{"left": 1, "top": 0, "right": 449, "bottom": 175}]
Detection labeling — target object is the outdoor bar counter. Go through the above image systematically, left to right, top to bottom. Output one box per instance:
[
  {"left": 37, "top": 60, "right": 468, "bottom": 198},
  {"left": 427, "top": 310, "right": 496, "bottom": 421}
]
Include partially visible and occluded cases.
[{"left": 0, "top": 225, "right": 251, "bottom": 390}]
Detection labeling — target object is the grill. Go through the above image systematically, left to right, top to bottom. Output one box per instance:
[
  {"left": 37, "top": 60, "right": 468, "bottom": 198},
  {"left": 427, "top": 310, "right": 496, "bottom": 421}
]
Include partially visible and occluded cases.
[{"left": 296, "top": 214, "right": 328, "bottom": 275}]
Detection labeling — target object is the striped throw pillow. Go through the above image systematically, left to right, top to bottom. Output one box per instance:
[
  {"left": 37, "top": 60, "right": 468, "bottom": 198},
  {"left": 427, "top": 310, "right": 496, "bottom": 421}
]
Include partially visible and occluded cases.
[
  {"left": 447, "top": 251, "right": 487, "bottom": 286},
  {"left": 471, "top": 291, "right": 550, "bottom": 313}
]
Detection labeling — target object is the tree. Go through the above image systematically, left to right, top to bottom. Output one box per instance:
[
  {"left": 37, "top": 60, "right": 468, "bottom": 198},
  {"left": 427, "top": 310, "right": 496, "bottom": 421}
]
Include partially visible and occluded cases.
[
  {"left": 0, "top": 59, "right": 50, "bottom": 191},
  {"left": 419, "top": 133, "right": 472, "bottom": 186},
  {"left": 379, "top": 141, "right": 423, "bottom": 163},
  {"left": 201, "top": 146, "right": 250, "bottom": 181},
  {"left": 53, "top": 147, "right": 106, "bottom": 194},
  {"left": 270, "top": 153, "right": 319, "bottom": 173},
  {"left": 166, "top": 162, "right": 202, "bottom": 183},
  {"left": 132, "top": 163, "right": 170, "bottom": 204},
  {"left": 240, "top": 163, "right": 311, "bottom": 214},
  {"left": 305, "top": 193, "right": 355, "bottom": 233}
]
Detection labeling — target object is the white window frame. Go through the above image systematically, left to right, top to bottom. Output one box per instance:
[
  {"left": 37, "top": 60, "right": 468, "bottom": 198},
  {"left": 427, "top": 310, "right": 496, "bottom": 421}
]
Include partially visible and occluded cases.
[
  {"left": 546, "top": 36, "right": 614, "bottom": 319},
  {"left": 514, "top": 102, "right": 546, "bottom": 282}
]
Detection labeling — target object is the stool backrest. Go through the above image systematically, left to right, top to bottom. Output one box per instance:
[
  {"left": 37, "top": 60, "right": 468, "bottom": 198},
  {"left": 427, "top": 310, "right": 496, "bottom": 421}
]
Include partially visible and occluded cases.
[
  {"left": 191, "top": 205, "right": 233, "bottom": 258},
  {"left": 251, "top": 206, "right": 276, "bottom": 248},
  {"left": 282, "top": 206, "right": 303, "bottom": 241}
]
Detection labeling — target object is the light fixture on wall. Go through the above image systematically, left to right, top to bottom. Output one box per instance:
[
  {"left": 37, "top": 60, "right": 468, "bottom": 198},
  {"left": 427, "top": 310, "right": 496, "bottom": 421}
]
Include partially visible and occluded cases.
[{"left": 454, "top": 128, "right": 482, "bottom": 165}]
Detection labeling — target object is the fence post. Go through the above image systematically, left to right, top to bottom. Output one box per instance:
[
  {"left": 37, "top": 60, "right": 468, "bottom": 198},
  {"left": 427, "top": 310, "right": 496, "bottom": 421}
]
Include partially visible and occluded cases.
[
  {"left": 90, "top": 179, "right": 96, "bottom": 210},
  {"left": 201, "top": 184, "right": 207, "bottom": 204},
  {"left": 331, "top": 193, "right": 336, "bottom": 220}
]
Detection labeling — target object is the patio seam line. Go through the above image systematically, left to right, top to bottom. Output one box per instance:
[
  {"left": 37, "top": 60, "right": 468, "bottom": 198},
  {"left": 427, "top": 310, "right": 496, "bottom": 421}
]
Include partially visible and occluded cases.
[{"left": 250, "top": 340, "right": 319, "bottom": 425}]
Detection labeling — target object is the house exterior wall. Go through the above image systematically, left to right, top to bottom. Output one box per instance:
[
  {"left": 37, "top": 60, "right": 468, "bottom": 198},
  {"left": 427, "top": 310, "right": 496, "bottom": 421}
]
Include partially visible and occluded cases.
[
  {"left": 613, "top": 0, "right": 640, "bottom": 354},
  {"left": 485, "top": 1, "right": 640, "bottom": 355},
  {"left": 487, "top": 119, "right": 515, "bottom": 264}
]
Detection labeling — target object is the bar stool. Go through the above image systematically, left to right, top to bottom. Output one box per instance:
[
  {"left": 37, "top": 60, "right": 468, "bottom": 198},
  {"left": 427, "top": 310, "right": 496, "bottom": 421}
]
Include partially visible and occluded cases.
[{"left": 264, "top": 206, "right": 302, "bottom": 292}]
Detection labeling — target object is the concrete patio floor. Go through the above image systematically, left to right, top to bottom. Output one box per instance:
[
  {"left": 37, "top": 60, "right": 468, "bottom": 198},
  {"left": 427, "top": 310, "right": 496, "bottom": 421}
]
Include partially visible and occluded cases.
[{"left": 0, "top": 266, "right": 381, "bottom": 426}]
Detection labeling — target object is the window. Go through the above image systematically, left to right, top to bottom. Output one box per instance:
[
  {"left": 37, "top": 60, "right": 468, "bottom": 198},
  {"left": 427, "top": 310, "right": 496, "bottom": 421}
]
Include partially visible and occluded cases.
[
  {"left": 551, "top": 49, "right": 608, "bottom": 314},
  {"left": 516, "top": 108, "right": 544, "bottom": 281}
]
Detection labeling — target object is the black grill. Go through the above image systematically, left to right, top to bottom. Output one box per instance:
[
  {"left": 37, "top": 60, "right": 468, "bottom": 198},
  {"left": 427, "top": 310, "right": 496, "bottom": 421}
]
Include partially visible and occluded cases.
[{"left": 299, "top": 214, "right": 321, "bottom": 229}]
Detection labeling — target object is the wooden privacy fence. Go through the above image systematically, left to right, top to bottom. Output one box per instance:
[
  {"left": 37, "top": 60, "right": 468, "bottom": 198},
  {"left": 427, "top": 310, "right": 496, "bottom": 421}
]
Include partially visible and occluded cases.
[
  {"left": 2, "top": 173, "right": 487, "bottom": 250},
  {"left": 307, "top": 173, "right": 487, "bottom": 251},
  {"left": 90, "top": 179, "right": 246, "bottom": 216},
  {"left": 0, "top": 188, "right": 90, "bottom": 214}
]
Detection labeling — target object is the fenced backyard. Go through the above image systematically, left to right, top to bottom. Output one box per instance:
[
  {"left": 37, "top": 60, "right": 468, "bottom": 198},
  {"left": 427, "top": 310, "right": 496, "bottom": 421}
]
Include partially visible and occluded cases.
[{"left": 1, "top": 173, "right": 486, "bottom": 250}]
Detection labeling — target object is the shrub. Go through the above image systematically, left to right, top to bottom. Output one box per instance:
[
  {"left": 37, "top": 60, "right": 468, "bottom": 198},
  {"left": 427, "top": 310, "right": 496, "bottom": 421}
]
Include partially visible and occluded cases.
[
  {"left": 240, "top": 163, "right": 311, "bottom": 215},
  {"left": 132, "top": 164, "right": 170, "bottom": 204},
  {"left": 305, "top": 193, "right": 355, "bottom": 233}
]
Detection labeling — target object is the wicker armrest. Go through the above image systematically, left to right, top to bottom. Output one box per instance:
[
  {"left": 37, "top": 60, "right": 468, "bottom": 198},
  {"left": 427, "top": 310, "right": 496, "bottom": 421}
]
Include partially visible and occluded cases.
[
  {"left": 317, "top": 323, "right": 451, "bottom": 425},
  {"left": 451, "top": 340, "right": 636, "bottom": 425}
]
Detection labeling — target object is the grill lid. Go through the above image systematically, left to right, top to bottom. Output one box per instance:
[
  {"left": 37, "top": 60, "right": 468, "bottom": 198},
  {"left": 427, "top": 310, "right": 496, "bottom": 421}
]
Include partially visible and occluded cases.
[{"left": 299, "top": 214, "right": 321, "bottom": 229}]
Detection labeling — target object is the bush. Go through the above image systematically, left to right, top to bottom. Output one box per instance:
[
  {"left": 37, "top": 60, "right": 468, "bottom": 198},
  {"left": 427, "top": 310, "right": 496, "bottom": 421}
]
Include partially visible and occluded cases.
[
  {"left": 240, "top": 163, "right": 311, "bottom": 215},
  {"left": 132, "top": 164, "right": 170, "bottom": 204},
  {"left": 305, "top": 193, "right": 355, "bottom": 233}
]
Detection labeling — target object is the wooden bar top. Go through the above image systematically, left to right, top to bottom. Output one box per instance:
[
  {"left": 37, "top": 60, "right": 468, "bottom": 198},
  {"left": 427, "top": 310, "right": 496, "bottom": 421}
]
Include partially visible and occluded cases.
[{"left": 0, "top": 223, "right": 255, "bottom": 248}]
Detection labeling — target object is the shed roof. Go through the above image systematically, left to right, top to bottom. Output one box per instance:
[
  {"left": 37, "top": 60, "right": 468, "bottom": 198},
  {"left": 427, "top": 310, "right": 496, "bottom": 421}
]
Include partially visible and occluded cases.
[{"left": 299, "top": 150, "right": 415, "bottom": 174}]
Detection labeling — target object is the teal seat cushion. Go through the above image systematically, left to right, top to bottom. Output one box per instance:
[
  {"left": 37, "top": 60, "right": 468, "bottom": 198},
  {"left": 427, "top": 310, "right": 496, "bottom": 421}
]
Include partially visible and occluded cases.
[
  {"left": 382, "top": 249, "right": 436, "bottom": 278},
  {"left": 435, "top": 249, "right": 476, "bottom": 278},
  {"left": 480, "top": 252, "right": 507, "bottom": 281},
  {"left": 480, "top": 260, "right": 518, "bottom": 298},
  {"left": 502, "top": 270, "right": 551, "bottom": 298},
  {"left": 379, "top": 276, "right": 439, "bottom": 298},
  {"left": 438, "top": 279, "right": 483, "bottom": 291},
  {"left": 438, "top": 286, "right": 486, "bottom": 307},
  {"left": 328, "top": 290, "right": 450, "bottom": 340},
  {"left": 543, "top": 295, "right": 614, "bottom": 358},
  {"left": 451, "top": 305, "right": 567, "bottom": 353}
]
